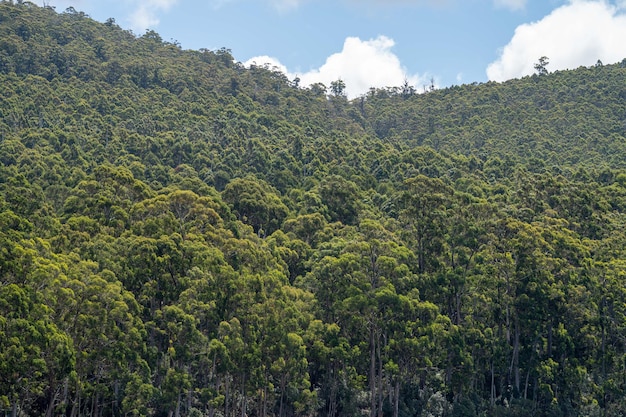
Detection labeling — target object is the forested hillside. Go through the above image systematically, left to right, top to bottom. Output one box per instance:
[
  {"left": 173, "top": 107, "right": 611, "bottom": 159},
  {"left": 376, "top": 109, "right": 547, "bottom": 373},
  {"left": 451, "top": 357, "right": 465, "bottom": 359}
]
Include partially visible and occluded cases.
[{"left": 1, "top": 2, "right": 626, "bottom": 417}]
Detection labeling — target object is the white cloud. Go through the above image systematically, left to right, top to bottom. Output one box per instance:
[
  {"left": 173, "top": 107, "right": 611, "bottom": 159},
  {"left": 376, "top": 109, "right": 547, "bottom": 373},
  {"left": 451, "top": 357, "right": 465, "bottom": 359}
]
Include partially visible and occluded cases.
[
  {"left": 48, "top": 0, "right": 86, "bottom": 11},
  {"left": 127, "top": 0, "right": 178, "bottom": 32},
  {"left": 208, "top": 0, "right": 236, "bottom": 9},
  {"left": 210, "top": 0, "right": 304, "bottom": 11},
  {"left": 270, "top": 0, "right": 304, "bottom": 12},
  {"left": 487, "top": 0, "right": 626, "bottom": 82},
  {"left": 493, "top": 0, "right": 527, "bottom": 11},
  {"left": 129, "top": 5, "right": 159, "bottom": 30},
  {"left": 246, "top": 36, "right": 429, "bottom": 99},
  {"left": 244, "top": 56, "right": 292, "bottom": 75}
]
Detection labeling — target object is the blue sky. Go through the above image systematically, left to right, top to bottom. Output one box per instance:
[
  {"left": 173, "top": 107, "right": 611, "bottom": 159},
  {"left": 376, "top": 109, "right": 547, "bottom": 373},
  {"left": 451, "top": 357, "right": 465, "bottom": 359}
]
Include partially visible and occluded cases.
[{"left": 47, "top": 0, "right": 626, "bottom": 98}]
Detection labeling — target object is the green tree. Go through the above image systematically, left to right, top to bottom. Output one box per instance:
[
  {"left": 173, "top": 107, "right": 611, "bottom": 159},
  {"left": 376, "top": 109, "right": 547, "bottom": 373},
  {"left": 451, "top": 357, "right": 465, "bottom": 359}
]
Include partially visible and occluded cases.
[
  {"left": 534, "top": 56, "right": 550, "bottom": 76},
  {"left": 330, "top": 79, "right": 346, "bottom": 97},
  {"left": 399, "top": 174, "right": 453, "bottom": 273},
  {"left": 317, "top": 175, "right": 361, "bottom": 226},
  {"left": 222, "top": 177, "right": 289, "bottom": 236},
  {"left": 0, "top": 284, "right": 74, "bottom": 417}
]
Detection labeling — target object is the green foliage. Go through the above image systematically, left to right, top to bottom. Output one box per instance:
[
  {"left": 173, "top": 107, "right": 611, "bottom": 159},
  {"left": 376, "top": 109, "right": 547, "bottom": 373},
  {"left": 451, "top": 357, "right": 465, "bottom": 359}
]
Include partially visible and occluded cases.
[
  {"left": 1, "top": 2, "right": 626, "bottom": 416},
  {"left": 222, "top": 176, "right": 289, "bottom": 236}
]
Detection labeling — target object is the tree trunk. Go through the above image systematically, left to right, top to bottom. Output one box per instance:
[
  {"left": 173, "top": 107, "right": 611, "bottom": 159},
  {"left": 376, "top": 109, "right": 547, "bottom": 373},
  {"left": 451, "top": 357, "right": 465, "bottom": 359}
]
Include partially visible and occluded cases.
[
  {"left": 418, "top": 235, "right": 425, "bottom": 273},
  {"left": 455, "top": 287, "right": 462, "bottom": 325},
  {"left": 601, "top": 297, "right": 607, "bottom": 377},
  {"left": 509, "top": 318, "right": 520, "bottom": 396},
  {"left": 547, "top": 320, "right": 553, "bottom": 357},
  {"left": 370, "top": 327, "right": 376, "bottom": 417},
  {"left": 377, "top": 333, "right": 383, "bottom": 417},
  {"left": 209, "top": 353, "right": 218, "bottom": 417},
  {"left": 490, "top": 360, "right": 496, "bottom": 406},
  {"left": 328, "top": 368, "right": 337, "bottom": 417},
  {"left": 241, "top": 373, "right": 246, "bottom": 417},
  {"left": 261, "top": 373, "right": 268, "bottom": 417},
  {"left": 224, "top": 375, "right": 230, "bottom": 417},
  {"left": 279, "top": 375, "right": 285, "bottom": 417},
  {"left": 62, "top": 378, "right": 69, "bottom": 415},
  {"left": 114, "top": 379, "right": 120, "bottom": 417},
  {"left": 393, "top": 381, "right": 400, "bottom": 417},
  {"left": 45, "top": 385, "right": 59, "bottom": 417},
  {"left": 187, "top": 386, "right": 193, "bottom": 416},
  {"left": 175, "top": 391, "right": 181, "bottom": 417},
  {"left": 70, "top": 393, "right": 79, "bottom": 417},
  {"left": 91, "top": 393, "right": 98, "bottom": 417}
]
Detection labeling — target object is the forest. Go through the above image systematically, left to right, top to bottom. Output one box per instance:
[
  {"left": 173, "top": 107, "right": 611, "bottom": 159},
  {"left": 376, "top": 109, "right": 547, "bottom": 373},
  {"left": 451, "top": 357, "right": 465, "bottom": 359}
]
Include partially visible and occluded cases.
[{"left": 1, "top": 2, "right": 626, "bottom": 416}]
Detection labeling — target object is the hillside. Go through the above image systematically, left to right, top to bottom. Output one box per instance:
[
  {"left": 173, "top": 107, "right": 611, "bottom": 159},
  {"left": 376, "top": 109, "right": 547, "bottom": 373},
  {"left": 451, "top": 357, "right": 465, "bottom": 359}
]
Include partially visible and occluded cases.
[{"left": 1, "top": 2, "right": 626, "bottom": 417}]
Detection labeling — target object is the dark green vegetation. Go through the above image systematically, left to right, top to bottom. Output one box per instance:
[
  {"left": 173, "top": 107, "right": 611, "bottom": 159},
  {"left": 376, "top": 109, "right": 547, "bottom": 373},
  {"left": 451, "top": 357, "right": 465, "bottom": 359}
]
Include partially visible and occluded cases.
[{"left": 2, "top": 2, "right": 626, "bottom": 416}]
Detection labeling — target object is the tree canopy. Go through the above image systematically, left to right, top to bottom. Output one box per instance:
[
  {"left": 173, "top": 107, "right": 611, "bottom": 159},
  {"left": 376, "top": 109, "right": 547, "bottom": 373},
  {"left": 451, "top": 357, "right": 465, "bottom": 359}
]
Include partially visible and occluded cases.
[{"left": 1, "top": 2, "right": 626, "bottom": 417}]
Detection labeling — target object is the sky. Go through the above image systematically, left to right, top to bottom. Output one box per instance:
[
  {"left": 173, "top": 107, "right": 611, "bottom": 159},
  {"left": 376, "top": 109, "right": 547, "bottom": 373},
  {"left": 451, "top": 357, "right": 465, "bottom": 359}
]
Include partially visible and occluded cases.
[{"left": 45, "top": 0, "right": 626, "bottom": 98}]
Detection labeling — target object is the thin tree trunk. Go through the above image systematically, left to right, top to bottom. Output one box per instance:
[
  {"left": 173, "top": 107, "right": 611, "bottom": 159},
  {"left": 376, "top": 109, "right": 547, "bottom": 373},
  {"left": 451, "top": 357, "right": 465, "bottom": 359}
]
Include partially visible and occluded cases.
[
  {"left": 418, "top": 235, "right": 425, "bottom": 273},
  {"left": 601, "top": 297, "right": 607, "bottom": 377},
  {"left": 509, "top": 318, "right": 520, "bottom": 395},
  {"left": 547, "top": 320, "right": 553, "bottom": 357},
  {"left": 370, "top": 327, "right": 376, "bottom": 417},
  {"left": 377, "top": 332, "right": 383, "bottom": 417},
  {"left": 209, "top": 353, "right": 218, "bottom": 417},
  {"left": 490, "top": 361, "right": 496, "bottom": 406},
  {"left": 328, "top": 368, "right": 337, "bottom": 417},
  {"left": 241, "top": 372, "right": 246, "bottom": 417},
  {"left": 279, "top": 375, "right": 285, "bottom": 417},
  {"left": 224, "top": 376, "right": 230, "bottom": 417},
  {"left": 62, "top": 378, "right": 69, "bottom": 415},
  {"left": 114, "top": 379, "right": 120, "bottom": 417},
  {"left": 393, "top": 381, "right": 400, "bottom": 417},
  {"left": 263, "top": 383, "right": 268, "bottom": 417},
  {"left": 45, "top": 385, "right": 59, "bottom": 417},
  {"left": 187, "top": 386, "right": 192, "bottom": 415},
  {"left": 175, "top": 391, "right": 181, "bottom": 417},
  {"left": 70, "top": 393, "right": 79, "bottom": 417},
  {"left": 91, "top": 393, "right": 98, "bottom": 417}
]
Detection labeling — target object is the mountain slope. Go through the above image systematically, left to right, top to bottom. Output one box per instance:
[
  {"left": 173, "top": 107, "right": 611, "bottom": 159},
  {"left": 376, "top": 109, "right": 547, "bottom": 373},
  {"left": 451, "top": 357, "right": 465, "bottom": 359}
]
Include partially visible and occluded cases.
[{"left": 1, "top": 3, "right": 626, "bottom": 417}]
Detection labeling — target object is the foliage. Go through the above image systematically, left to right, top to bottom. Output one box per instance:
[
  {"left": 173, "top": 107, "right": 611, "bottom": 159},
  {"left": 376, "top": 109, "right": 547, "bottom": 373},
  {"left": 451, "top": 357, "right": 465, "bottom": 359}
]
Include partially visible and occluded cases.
[{"left": 1, "top": 2, "right": 626, "bottom": 416}]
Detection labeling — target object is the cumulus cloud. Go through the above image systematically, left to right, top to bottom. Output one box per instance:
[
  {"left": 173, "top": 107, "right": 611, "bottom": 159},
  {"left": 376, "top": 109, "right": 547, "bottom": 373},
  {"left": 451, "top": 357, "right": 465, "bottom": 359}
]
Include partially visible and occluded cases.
[
  {"left": 48, "top": 0, "right": 86, "bottom": 11},
  {"left": 49, "top": 0, "right": 177, "bottom": 31},
  {"left": 128, "top": 0, "right": 178, "bottom": 32},
  {"left": 208, "top": 0, "right": 236, "bottom": 9},
  {"left": 210, "top": 0, "right": 304, "bottom": 11},
  {"left": 219, "top": 0, "right": 452, "bottom": 12},
  {"left": 269, "top": 0, "right": 305, "bottom": 12},
  {"left": 487, "top": 0, "right": 626, "bottom": 82},
  {"left": 493, "top": 0, "right": 527, "bottom": 11},
  {"left": 129, "top": 5, "right": 159, "bottom": 30},
  {"left": 246, "top": 36, "right": 429, "bottom": 99},
  {"left": 244, "top": 56, "right": 292, "bottom": 75}
]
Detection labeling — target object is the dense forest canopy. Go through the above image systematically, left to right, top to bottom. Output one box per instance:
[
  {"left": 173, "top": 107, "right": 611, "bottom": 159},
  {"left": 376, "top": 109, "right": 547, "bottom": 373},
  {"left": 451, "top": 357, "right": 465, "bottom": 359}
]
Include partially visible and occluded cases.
[{"left": 1, "top": 2, "right": 626, "bottom": 417}]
